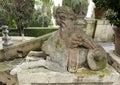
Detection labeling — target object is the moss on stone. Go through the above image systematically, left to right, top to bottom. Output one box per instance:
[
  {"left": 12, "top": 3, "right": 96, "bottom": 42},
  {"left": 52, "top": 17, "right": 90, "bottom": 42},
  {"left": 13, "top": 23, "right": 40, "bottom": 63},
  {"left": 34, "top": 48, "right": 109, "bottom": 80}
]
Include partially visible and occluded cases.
[
  {"left": 56, "top": 39, "right": 62, "bottom": 49},
  {"left": 95, "top": 57, "right": 107, "bottom": 70},
  {"left": 74, "top": 65, "right": 113, "bottom": 78},
  {"left": 75, "top": 68, "right": 97, "bottom": 77},
  {"left": 98, "top": 74, "right": 105, "bottom": 78}
]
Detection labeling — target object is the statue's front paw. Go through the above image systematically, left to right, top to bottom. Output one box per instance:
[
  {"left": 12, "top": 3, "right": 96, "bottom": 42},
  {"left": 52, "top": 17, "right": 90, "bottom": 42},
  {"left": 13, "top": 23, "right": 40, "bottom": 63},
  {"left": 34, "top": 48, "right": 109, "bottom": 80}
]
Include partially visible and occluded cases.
[{"left": 10, "top": 66, "right": 22, "bottom": 75}]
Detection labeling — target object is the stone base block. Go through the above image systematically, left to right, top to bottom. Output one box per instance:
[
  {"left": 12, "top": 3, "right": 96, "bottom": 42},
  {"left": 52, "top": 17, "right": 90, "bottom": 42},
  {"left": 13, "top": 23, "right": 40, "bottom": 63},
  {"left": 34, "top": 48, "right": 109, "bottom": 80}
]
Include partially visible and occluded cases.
[
  {"left": 108, "top": 50, "right": 120, "bottom": 73},
  {"left": 17, "top": 65, "right": 119, "bottom": 85}
]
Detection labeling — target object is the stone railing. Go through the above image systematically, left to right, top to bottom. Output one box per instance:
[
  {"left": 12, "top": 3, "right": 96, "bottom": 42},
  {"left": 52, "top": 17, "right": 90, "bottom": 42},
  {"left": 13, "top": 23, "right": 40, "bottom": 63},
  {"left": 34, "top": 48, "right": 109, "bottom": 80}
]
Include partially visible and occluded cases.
[{"left": 0, "top": 32, "right": 55, "bottom": 61}]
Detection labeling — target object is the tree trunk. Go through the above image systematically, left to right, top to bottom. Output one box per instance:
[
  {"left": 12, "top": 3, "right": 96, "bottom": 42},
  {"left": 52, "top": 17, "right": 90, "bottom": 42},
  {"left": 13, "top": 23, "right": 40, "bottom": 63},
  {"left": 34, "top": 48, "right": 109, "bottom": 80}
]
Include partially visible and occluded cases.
[
  {"left": 17, "top": 22, "right": 24, "bottom": 36},
  {"left": 113, "top": 26, "right": 120, "bottom": 56}
]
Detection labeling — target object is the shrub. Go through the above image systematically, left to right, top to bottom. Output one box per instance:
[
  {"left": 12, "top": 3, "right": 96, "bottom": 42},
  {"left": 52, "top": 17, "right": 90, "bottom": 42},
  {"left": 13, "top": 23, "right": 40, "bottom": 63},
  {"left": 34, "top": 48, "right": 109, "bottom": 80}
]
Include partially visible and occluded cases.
[
  {"left": 105, "top": 0, "right": 120, "bottom": 27},
  {"left": 0, "top": 27, "right": 58, "bottom": 37}
]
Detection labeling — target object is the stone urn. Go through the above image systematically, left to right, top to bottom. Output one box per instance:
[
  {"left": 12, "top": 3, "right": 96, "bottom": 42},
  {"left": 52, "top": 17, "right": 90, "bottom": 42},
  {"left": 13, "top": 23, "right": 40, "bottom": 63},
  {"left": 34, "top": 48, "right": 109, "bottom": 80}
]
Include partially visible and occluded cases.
[
  {"left": 94, "top": 8, "right": 106, "bottom": 19},
  {"left": 113, "top": 26, "right": 120, "bottom": 56}
]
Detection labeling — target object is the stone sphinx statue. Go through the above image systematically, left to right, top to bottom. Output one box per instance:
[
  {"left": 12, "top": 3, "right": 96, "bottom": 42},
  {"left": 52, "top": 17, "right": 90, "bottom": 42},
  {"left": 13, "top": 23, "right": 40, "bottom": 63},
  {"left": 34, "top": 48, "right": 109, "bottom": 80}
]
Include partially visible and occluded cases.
[
  {"left": 10, "top": 6, "right": 107, "bottom": 75},
  {"left": 42, "top": 6, "right": 107, "bottom": 72}
]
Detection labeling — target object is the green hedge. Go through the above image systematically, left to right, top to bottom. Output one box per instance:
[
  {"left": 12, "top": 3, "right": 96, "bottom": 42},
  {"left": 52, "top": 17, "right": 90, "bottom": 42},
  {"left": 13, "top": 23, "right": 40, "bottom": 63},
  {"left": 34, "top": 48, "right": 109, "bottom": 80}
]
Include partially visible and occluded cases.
[{"left": 0, "top": 27, "right": 58, "bottom": 37}]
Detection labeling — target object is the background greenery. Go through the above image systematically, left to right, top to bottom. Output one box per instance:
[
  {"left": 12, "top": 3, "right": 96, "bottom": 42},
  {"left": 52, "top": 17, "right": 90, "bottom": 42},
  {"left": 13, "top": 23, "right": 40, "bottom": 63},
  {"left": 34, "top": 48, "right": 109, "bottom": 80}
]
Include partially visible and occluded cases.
[
  {"left": 0, "top": 0, "right": 53, "bottom": 35},
  {"left": 0, "top": 0, "right": 35, "bottom": 35},
  {"left": 62, "top": 0, "right": 88, "bottom": 15},
  {"left": 93, "top": 0, "right": 107, "bottom": 10},
  {"left": 105, "top": 0, "right": 120, "bottom": 27},
  {"left": 29, "top": 10, "right": 51, "bottom": 27},
  {"left": 0, "top": 27, "right": 58, "bottom": 37}
]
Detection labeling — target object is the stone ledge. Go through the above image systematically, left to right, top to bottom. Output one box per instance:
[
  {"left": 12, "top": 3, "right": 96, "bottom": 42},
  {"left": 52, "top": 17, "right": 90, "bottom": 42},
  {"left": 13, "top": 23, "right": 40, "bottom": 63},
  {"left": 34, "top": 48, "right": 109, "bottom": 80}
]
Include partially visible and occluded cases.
[
  {"left": 97, "top": 19, "right": 110, "bottom": 25},
  {"left": 0, "top": 32, "right": 54, "bottom": 61},
  {"left": 99, "top": 42, "right": 120, "bottom": 73},
  {"left": 108, "top": 50, "right": 120, "bottom": 73},
  {"left": 17, "top": 65, "right": 119, "bottom": 85}
]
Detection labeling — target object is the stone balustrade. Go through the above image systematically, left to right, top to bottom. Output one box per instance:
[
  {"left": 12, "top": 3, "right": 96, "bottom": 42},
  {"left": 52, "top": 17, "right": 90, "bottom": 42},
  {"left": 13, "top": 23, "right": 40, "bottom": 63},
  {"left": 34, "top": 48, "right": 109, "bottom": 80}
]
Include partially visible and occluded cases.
[{"left": 0, "top": 32, "right": 54, "bottom": 61}]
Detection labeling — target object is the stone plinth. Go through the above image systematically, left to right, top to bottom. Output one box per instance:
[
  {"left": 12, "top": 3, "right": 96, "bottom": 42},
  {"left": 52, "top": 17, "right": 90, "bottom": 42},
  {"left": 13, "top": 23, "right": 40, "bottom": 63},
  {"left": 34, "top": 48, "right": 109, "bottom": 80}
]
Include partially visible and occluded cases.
[
  {"left": 85, "top": 19, "right": 114, "bottom": 41},
  {"left": 95, "top": 20, "right": 114, "bottom": 42},
  {"left": 108, "top": 50, "right": 120, "bottom": 73},
  {"left": 17, "top": 65, "right": 119, "bottom": 85}
]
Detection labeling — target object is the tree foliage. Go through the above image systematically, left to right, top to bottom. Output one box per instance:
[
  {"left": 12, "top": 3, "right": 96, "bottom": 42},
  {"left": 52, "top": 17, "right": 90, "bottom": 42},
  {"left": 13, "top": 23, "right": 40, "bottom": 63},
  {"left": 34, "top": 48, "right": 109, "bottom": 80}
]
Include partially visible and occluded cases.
[
  {"left": 0, "top": 0, "right": 35, "bottom": 36},
  {"left": 0, "top": 0, "right": 15, "bottom": 27},
  {"left": 11, "top": 0, "right": 35, "bottom": 36},
  {"left": 32, "top": 0, "right": 53, "bottom": 27},
  {"left": 40, "top": 0, "right": 53, "bottom": 27},
  {"left": 62, "top": 0, "right": 88, "bottom": 15},
  {"left": 105, "top": 0, "right": 120, "bottom": 27},
  {"left": 29, "top": 9, "right": 51, "bottom": 27}
]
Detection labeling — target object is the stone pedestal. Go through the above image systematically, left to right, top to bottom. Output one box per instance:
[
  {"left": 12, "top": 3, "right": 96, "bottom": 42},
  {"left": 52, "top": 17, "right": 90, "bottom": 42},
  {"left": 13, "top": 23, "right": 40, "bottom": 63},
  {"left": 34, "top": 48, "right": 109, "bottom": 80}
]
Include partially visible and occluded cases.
[
  {"left": 85, "top": 19, "right": 114, "bottom": 41},
  {"left": 94, "top": 20, "right": 114, "bottom": 42},
  {"left": 17, "top": 65, "right": 119, "bottom": 85}
]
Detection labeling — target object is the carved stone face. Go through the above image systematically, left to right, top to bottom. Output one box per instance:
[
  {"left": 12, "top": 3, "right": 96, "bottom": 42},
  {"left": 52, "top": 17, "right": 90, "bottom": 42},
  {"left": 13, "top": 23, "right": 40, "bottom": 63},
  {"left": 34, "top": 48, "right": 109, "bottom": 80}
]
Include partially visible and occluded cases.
[
  {"left": 54, "top": 6, "right": 74, "bottom": 28},
  {"left": 55, "top": 12, "right": 66, "bottom": 28}
]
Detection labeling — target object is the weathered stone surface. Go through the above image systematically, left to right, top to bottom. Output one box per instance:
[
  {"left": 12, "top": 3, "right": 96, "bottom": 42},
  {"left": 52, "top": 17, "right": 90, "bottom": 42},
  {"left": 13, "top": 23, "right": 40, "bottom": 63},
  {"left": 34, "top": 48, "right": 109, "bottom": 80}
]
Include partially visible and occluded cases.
[
  {"left": 85, "top": 18, "right": 96, "bottom": 37},
  {"left": 84, "top": 19, "right": 114, "bottom": 42},
  {"left": 42, "top": 31, "right": 68, "bottom": 72},
  {"left": 26, "top": 51, "right": 47, "bottom": 61},
  {"left": 0, "top": 58, "right": 23, "bottom": 85},
  {"left": 17, "top": 65, "right": 119, "bottom": 85},
  {"left": 0, "top": 71, "right": 17, "bottom": 85}
]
